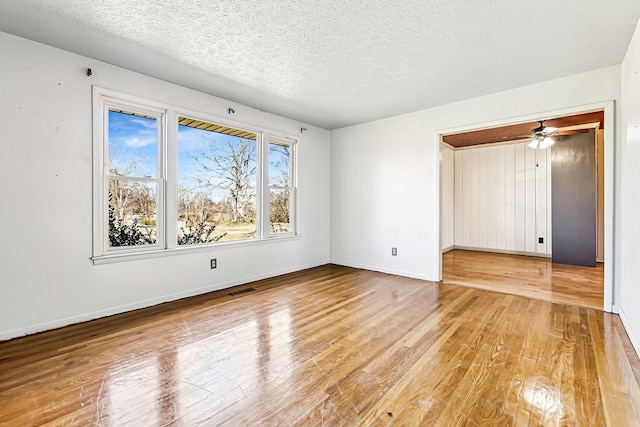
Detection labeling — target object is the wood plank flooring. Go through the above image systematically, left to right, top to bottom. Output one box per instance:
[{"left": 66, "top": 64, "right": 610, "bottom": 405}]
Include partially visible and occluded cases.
[
  {"left": 442, "top": 249, "right": 604, "bottom": 309},
  {"left": 1, "top": 264, "right": 638, "bottom": 426}
]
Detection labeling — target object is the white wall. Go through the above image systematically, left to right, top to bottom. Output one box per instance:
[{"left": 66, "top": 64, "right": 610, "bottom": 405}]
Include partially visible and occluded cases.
[
  {"left": 619, "top": 20, "right": 640, "bottom": 354},
  {"left": 0, "top": 32, "right": 331, "bottom": 340},
  {"left": 331, "top": 66, "right": 620, "bottom": 282},
  {"left": 453, "top": 142, "right": 551, "bottom": 256},
  {"left": 440, "top": 145, "right": 455, "bottom": 250}
]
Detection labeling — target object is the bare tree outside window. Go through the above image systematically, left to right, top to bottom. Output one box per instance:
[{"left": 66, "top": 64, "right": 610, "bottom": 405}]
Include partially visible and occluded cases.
[
  {"left": 95, "top": 90, "right": 298, "bottom": 259},
  {"left": 107, "top": 110, "right": 159, "bottom": 247},
  {"left": 177, "top": 119, "right": 258, "bottom": 244},
  {"left": 192, "top": 139, "right": 257, "bottom": 224},
  {"left": 268, "top": 140, "right": 293, "bottom": 233}
]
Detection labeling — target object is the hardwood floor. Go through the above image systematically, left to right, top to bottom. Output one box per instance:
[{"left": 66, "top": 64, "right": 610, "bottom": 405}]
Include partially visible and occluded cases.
[
  {"left": 442, "top": 249, "right": 604, "bottom": 309},
  {"left": 1, "top": 265, "right": 638, "bottom": 426}
]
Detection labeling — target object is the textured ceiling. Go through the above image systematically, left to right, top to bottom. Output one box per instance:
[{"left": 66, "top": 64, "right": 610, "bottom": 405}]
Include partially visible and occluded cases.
[{"left": 0, "top": 1, "right": 639, "bottom": 130}]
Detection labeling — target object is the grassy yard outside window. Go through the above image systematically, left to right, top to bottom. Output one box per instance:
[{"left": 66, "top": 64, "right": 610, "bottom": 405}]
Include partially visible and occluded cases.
[{"left": 92, "top": 87, "right": 298, "bottom": 263}]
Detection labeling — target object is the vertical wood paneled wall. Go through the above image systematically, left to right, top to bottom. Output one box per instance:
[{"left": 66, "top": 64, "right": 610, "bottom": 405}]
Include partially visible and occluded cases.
[
  {"left": 452, "top": 142, "right": 551, "bottom": 256},
  {"left": 441, "top": 146, "right": 455, "bottom": 250}
]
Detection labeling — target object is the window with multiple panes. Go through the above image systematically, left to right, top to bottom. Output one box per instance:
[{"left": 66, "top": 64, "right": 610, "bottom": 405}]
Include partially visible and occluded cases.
[
  {"left": 93, "top": 88, "right": 297, "bottom": 261},
  {"left": 103, "top": 105, "right": 165, "bottom": 252},
  {"left": 268, "top": 137, "right": 295, "bottom": 235}
]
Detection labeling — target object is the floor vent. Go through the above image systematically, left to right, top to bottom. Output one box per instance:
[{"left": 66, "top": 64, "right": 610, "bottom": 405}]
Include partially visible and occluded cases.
[{"left": 228, "top": 287, "right": 256, "bottom": 297}]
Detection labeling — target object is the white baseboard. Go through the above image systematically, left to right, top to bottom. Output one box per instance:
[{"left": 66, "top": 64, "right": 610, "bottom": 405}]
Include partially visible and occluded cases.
[
  {"left": 442, "top": 245, "right": 455, "bottom": 253},
  {"left": 452, "top": 245, "right": 551, "bottom": 258},
  {"left": 330, "top": 259, "right": 434, "bottom": 281},
  {"left": 0, "top": 260, "right": 328, "bottom": 342},
  {"left": 618, "top": 306, "right": 640, "bottom": 359},
  {"left": 0, "top": 327, "right": 29, "bottom": 342}
]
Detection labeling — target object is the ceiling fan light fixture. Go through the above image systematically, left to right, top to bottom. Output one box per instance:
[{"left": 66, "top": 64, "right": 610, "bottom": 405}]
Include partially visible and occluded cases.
[
  {"left": 527, "top": 120, "right": 557, "bottom": 149},
  {"left": 539, "top": 136, "right": 555, "bottom": 149}
]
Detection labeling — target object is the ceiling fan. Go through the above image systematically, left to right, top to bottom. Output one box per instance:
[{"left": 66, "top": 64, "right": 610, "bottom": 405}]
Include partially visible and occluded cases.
[{"left": 527, "top": 120, "right": 558, "bottom": 149}]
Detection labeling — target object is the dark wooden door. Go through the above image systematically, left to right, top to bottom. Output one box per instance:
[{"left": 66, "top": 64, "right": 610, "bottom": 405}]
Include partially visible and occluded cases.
[{"left": 551, "top": 130, "right": 596, "bottom": 267}]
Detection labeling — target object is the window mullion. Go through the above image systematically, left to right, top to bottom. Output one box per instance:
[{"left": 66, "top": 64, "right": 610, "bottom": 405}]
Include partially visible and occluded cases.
[
  {"left": 166, "top": 110, "right": 178, "bottom": 249},
  {"left": 260, "top": 133, "right": 269, "bottom": 239},
  {"left": 291, "top": 142, "right": 297, "bottom": 235},
  {"left": 290, "top": 184, "right": 297, "bottom": 235}
]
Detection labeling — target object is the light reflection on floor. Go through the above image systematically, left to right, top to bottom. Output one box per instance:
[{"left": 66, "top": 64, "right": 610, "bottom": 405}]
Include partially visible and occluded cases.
[{"left": 100, "top": 308, "right": 293, "bottom": 425}]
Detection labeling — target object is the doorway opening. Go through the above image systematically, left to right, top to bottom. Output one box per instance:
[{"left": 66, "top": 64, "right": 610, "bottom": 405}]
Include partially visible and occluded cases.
[{"left": 437, "top": 103, "right": 613, "bottom": 311}]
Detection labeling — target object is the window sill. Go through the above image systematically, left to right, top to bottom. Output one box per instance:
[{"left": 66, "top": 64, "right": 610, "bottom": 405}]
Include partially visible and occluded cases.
[{"left": 92, "top": 234, "right": 301, "bottom": 265}]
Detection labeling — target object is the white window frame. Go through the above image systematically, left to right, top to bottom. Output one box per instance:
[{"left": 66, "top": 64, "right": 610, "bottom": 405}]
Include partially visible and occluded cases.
[
  {"left": 92, "top": 87, "right": 299, "bottom": 263},
  {"left": 93, "top": 91, "right": 168, "bottom": 256},
  {"left": 265, "top": 135, "right": 297, "bottom": 238}
]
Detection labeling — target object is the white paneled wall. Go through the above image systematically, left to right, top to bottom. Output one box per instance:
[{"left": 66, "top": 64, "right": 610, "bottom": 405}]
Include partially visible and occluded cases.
[
  {"left": 453, "top": 142, "right": 551, "bottom": 256},
  {"left": 441, "top": 146, "right": 455, "bottom": 249}
]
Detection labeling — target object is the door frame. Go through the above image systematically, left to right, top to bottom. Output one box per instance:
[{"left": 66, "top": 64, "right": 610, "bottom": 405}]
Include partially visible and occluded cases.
[{"left": 435, "top": 101, "right": 615, "bottom": 312}]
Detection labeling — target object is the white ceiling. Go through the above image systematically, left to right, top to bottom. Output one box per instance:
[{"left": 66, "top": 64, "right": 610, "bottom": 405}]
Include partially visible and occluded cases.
[{"left": 1, "top": 1, "right": 638, "bottom": 130}]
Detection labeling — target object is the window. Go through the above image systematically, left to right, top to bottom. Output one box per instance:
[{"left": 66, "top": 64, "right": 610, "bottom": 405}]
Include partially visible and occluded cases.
[
  {"left": 93, "top": 88, "right": 297, "bottom": 261},
  {"left": 103, "top": 105, "right": 165, "bottom": 253},
  {"left": 177, "top": 117, "right": 258, "bottom": 245},
  {"left": 268, "top": 137, "right": 295, "bottom": 235}
]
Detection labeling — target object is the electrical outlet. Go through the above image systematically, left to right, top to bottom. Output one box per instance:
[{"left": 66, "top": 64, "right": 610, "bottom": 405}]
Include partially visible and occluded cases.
[
  {"left": 538, "top": 237, "right": 544, "bottom": 244},
  {"left": 392, "top": 247, "right": 397, "bottom": 256},
  {"left": 210, "top": 258, "right": 217, "bottom": 269}
]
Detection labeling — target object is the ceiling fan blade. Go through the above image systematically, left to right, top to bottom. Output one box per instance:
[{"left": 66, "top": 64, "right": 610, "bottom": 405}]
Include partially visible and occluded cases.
[{"left": 556, "top": 129, "right": 589, "bottom": 135}]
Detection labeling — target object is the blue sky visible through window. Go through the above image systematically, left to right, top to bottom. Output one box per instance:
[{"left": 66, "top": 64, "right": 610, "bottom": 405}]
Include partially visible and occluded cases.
[
  {"left": 105, "top": 109, "right": 294, "bottom": 245},
  {"left": 108, "top": 110, "right": 157, "bottom": 177},
  {"left": 108, "top": 111, "right": 289, "bottom": 199},
  {"left": 176, "top": 124, "right": 251, "bottom": 201},
  {"left": 268, "top": 143, "right": 291, "bottom": 186}
]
